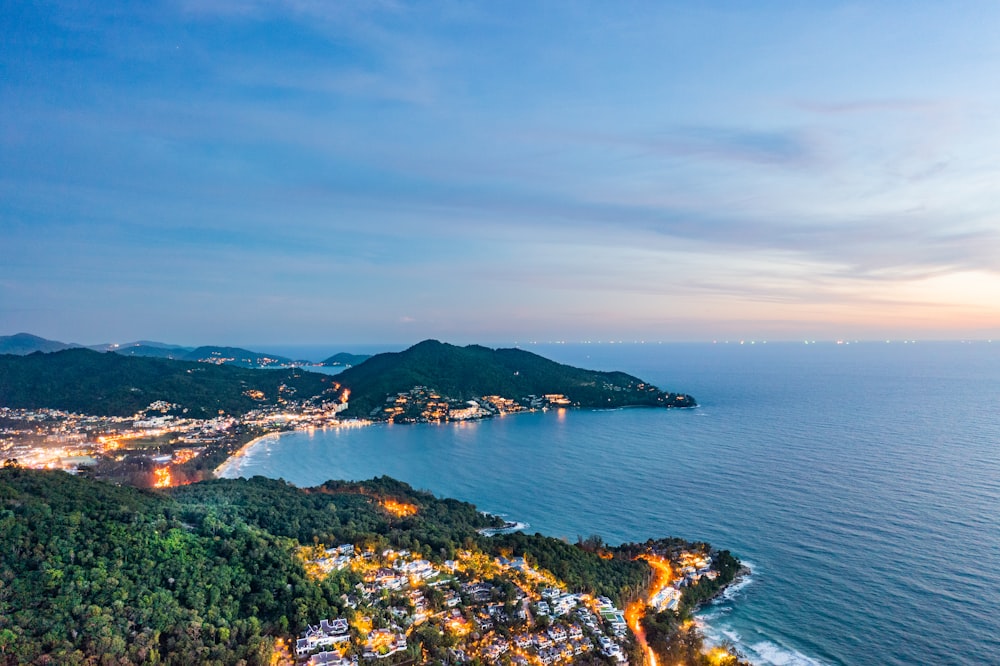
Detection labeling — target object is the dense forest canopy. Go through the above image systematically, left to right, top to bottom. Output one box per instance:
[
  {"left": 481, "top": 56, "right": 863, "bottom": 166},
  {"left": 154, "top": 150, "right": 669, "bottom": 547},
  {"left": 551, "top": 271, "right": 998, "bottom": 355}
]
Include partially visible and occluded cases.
[
  {"left": 336, "top": 340, "right": 694, "bottom": 416},
  {"left": 0, "top": 349, "right": 334, "bottom": 417},
  {"left": 0, "top": 470, "right": 676, "bottom": 665}
]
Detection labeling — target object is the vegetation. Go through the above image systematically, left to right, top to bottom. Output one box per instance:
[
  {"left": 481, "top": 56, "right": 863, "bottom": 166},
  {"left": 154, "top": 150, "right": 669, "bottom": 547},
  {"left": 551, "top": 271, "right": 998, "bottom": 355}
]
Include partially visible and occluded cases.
[
  {"left": 0, "top": 333, "right": 78, "bottom": 355},
  {"left": 338, "top": 339, "right": 695, "bottom": 416},
  {"left": 0, "top": 340, "right": 695, "bottom": 422},
  {"left": 112, "top": 344, "right": 189, "bottom": 359},
  {"left": 179, "top": 347, "right": 297, "bottom": 368},
  {"left": 0, "top": 349, "right": 336, "bottom": 417},
  {"left": 320, "top": 352, "right": 372, "bottom": 367},
  {"left": 0, "top": 468, "right": 743, "bottom": 665},
  {"left": 0, "top": 468, "right": 344, "bottom": 664},
  {"left": 0, "top": 471, "right": 497, "bottom": 664},
  {"left": 169, "top": 475, "right": 505, "bottom": 560},
  {"left": 488, "top": 532, "right": 650, "bottom": 606},
  {"left": 638, "top": 546, "right": 749, "bottom": 666},
  {"left": 680, "top": 550, "right": 740, "bottom": 609}
]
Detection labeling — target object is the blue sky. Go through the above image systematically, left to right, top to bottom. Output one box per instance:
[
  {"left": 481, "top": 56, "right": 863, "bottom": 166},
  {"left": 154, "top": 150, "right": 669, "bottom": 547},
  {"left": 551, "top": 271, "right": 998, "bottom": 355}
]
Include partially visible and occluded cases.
[{"left": 3, "top": 1, "right": 999, "bottom": 345}]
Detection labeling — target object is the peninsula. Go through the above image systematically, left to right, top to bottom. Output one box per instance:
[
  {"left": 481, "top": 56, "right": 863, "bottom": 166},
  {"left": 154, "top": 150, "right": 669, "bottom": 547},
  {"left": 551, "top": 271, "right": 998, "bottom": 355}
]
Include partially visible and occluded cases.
[
  {"left": 1, "top": 339, "right": 694, "bottom": 485},
  {"left": 335, "top": 340, "right": 696, "bottom": 422},
  {"left": 0, "top": 469, "right": 748, "bottom": 666}
]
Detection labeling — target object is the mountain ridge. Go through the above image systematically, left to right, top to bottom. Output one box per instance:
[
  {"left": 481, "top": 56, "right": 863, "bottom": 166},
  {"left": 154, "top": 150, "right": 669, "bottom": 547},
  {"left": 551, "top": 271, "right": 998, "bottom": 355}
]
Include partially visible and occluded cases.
[
  {"left": 337, "top": 339, "right": 695, "bottom": 418},
  {"left": 0, "top": 348, "right": 336, "bottom": 417}
]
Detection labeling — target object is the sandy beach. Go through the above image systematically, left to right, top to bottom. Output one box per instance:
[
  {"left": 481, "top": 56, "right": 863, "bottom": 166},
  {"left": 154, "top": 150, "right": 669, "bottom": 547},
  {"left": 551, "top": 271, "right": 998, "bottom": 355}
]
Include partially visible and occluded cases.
[{"left": 213, "top": 432, "right": 283, "bottom": 478}]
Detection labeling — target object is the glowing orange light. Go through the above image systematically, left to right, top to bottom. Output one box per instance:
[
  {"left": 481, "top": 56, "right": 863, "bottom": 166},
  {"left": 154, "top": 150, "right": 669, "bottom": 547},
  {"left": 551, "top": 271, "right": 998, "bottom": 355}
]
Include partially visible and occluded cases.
[
  {"left": 172, "top": 448, "right": 199, "bottom": 464},
  {"left": 153, "top": 467, "right": 172, "bottom": 488},
  {"left": 380, "top": 499, "right": 418, "bottom": 517}
]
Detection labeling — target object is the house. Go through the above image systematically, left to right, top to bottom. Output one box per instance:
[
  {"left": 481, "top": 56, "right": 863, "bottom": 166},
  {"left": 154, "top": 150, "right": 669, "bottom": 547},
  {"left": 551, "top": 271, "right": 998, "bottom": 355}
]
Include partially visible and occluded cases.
[
  {"left": 552, "top": 594, "right": 577, "bottom": 616},
  {"left": 296, "top": 618, "right": 350, "bottom": 657},
  {"left": 320, "top": 618, "right": 349, "bottom": 635},
  {"left": 363, "top": 628, "right": 407, "bottom": 659},
  {"left": 447, "top": 648, "right": 470, "bottom": 663},
  {"left": 309, "top": 652, "right": 351, "bottom": 666}
]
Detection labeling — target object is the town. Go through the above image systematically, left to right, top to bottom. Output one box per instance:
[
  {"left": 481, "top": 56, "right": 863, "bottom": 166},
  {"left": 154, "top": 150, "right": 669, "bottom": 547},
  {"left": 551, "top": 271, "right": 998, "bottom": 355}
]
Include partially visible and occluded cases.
[
  {"left": 373, "top": 387, "right": 574, "bottom": 423},
  {"left": 0, "top": 388, "right": 582, "bottom": 486},
  {"left": 284, "top": 534, "right": 727, "bottom": 666}
]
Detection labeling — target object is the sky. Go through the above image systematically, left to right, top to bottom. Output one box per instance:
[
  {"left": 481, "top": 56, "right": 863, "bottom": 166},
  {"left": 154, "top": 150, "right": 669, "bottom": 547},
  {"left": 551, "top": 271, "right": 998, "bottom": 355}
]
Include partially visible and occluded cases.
[{"left": 3, "top": 1, "right": 1000, "bottom": 346}]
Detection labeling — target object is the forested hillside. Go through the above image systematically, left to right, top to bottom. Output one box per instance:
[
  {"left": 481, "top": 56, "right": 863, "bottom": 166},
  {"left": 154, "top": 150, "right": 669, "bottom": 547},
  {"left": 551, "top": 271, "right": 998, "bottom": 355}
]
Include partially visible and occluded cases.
[
  {"left": 337, "top": 340, "right": 695, "bottom": 416},
  {"left": 0, "top": 349, "right": 335, "bottom": 417},
  {"left": 0, "top": 469, "right": 658, "bottom": 665}
]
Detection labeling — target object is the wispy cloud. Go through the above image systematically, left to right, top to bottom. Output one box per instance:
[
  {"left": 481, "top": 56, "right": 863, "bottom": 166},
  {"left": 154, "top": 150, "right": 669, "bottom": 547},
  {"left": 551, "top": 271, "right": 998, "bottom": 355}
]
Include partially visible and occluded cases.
[
  {"left": 5, "top": 1, "right": 1000, "bottom": 341},
  {"left": 794, "top": 98, "right": 949, "bottom": 115},
  {"left": 544, "top": 126, "right": 824, "bottom": 169},
  {"left": 644, "top": 127, "right": 822, "bottom": 167}
]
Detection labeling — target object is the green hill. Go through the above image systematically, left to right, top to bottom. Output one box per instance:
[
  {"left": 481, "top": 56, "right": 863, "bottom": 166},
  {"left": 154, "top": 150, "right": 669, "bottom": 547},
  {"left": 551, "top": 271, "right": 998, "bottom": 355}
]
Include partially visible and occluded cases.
[
  {"left": 0, "top": 333, "right": 80, "bottom": 355},
  {"left": 337, "top": 339, "right": 695, "bottom": 417},
  {"left": 111, "top": 344, "right": 191, "bottom": 359},
  {"left": 180, "top": 346, "right": 298, "bottom": 368},
  {"left": 0, "top": 348, "right": 336, "bottom": 417},
  {"left": 319, "top": 352, "right": 372, "bottom": 367},
  {"left": 0, "top": 466, "right": 739, "bottom": 666},
  {"left": 0, "top": 469, "right": 499, "bottom": 665},
  {"left": 0, "top": 469, "right": 656, "bottom": 665}
]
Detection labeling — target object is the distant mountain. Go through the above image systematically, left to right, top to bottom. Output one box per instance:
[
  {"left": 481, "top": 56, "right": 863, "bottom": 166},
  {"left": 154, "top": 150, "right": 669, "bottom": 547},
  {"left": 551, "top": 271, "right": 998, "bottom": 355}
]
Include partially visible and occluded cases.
[
  {"left": 0, "top": 333, "right": 81, "bottom": 355},
  {"left": 4, "top": 335, "right": 307, "bottom": 368},
  {"left": 337, "top": 339, "right": 695, "bottom": 417},
  {"left": 90, "top": 340, "right": 193, "bottom": 355},
  {"left": 94, "top": 342, "right": 298, "bottom": 367},
  {"left": 112, "top": 344, "right": 192, "bottom": 359},
  {"left": 180, "top": 346, "right": 297, "bottom": 368},
  {"left": 0, "top": 348, "right": 337, "bottom": 417},
  {"left": 320, "top": 352, "right": 372, "bottom": 367}
]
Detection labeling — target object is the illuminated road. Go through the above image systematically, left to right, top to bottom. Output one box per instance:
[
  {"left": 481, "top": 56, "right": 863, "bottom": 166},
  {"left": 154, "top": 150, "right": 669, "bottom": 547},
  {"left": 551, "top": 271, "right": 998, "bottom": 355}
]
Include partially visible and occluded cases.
[{"left": 626, "top": 555, "right": 673, "bottom": 666}]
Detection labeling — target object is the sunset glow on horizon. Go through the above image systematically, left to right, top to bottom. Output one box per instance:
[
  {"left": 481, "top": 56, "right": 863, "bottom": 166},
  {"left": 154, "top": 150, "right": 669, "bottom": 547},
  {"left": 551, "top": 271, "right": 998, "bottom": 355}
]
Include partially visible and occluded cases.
[{"left": 2, "top": 2, "right": 999, "bottom": 344}]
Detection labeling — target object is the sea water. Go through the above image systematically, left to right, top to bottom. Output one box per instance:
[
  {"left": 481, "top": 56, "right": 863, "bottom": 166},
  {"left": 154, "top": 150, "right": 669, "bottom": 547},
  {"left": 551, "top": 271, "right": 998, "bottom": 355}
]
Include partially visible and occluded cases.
[{"left": 220, "top": 342, "right": 1000, "bottom": 665}]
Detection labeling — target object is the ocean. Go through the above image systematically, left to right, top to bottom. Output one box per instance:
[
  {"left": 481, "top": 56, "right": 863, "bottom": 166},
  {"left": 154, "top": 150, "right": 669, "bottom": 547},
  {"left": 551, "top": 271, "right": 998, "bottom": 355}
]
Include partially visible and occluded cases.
[{"left": 219, "top": 341, "right": 1000, "bottom": 665}]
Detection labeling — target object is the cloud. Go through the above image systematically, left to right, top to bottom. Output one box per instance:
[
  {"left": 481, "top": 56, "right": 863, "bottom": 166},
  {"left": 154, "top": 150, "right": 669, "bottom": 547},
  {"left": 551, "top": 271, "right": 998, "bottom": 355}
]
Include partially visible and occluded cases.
[
  {"left": 794, "top": 98, "right": 949, "bottom": 115},
  {"left": 545, "top": 125, "right": 824, "bottom": 169},
  {"left": 643, "top": 127, "right": 822, "bottom": 167}
]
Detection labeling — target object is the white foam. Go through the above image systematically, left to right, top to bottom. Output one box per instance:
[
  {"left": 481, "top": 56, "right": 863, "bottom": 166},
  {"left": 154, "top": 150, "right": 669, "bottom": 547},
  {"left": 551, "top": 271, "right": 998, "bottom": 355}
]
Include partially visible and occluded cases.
[
  {"left": 215, "top": 433, "right": 281, "bottom": 478},
  {"left": 708, "top": 560, "right": 755, "bottom": 605},
  {"left": 697, "top": 561, "right": 828, "bottom": 666},
  {"left": 700, "top": 621, "right": 828, "bottom": 666},
  {"left": 721, "top": 628, "right": 742, "bottom": 644},
  {"left": 745, "top": 640, "right": 828, "bottom": 666}
]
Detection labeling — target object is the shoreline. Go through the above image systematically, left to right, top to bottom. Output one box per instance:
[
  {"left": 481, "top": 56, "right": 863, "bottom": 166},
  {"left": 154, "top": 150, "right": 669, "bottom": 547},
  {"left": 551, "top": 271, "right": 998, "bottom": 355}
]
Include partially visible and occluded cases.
[
  {"left": 213, "top": 419, "right": 373, "bottom": 478},
  {"left": 213, "top": 432, "right": 282, "bottom": 478},
  {"left": 477, "top": 520, "right": 529, "bottom": 536}
]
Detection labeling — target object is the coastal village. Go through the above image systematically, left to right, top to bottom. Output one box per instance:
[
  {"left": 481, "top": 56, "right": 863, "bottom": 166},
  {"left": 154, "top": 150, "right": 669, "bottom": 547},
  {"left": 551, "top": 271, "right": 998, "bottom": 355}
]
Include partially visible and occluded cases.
[
  {"left": 374, "top": 386, "right": 573, "bottom": 423},
  {"left": 0, "top": 387, "right": 584, "bottom": 486},
  {"left": 0, "top": 400, "right": 349, "bottom": 486},
  {"left": 282, "top": 516, "right": 728, "bottom": 666}
]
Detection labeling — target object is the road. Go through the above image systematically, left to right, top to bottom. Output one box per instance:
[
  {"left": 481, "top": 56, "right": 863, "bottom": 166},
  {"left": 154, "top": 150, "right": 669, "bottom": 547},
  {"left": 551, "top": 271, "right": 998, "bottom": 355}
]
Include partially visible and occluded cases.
[{"left": 625, "top": 555, "right": 673, "bottom": 666}]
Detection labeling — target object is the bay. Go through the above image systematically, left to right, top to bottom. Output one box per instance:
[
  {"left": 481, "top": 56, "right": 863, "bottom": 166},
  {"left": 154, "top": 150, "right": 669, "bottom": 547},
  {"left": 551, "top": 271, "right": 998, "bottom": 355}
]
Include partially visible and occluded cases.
[{"left": 220, "top": 341, "right": 1000, "bottom": 665}]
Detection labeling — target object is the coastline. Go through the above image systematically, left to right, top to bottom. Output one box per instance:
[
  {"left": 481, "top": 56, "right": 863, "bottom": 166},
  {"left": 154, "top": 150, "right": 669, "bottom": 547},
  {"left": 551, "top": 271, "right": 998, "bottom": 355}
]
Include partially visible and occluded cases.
[
  {"left": 214, "top": 419, "right": 373, "bottom": 478},
  {"left": 212, "top": 422, "right": 752, "bottom": 664},
  {"left": 213, "top": 432, "right": 283, "bottom": 478}
]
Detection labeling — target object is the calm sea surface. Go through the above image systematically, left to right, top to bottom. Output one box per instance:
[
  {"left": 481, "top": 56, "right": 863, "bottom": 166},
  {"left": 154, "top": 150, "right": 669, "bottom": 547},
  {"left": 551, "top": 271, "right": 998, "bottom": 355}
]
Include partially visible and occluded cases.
[{"left": 221, "top": 342, "right": 1000, "bottom": 665}]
